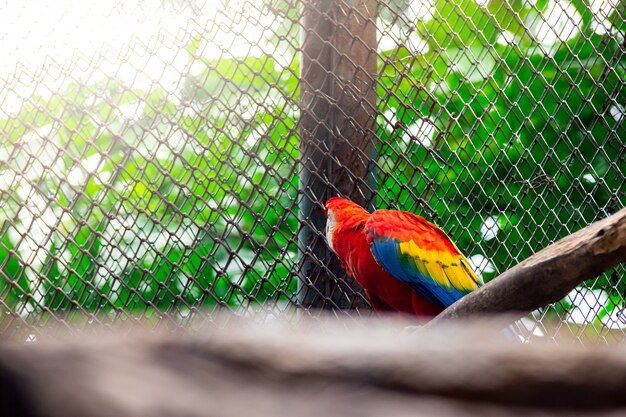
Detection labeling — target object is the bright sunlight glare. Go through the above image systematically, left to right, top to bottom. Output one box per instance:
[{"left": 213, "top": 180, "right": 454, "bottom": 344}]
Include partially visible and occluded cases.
[{"left": 0, "top": 0, "right": 286, "bottom": 116}]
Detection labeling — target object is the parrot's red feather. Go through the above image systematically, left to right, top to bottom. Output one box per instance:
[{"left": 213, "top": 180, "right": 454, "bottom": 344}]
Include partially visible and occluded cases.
[{"left": 366, "top": 210, "right": 459, "bottom": 253}]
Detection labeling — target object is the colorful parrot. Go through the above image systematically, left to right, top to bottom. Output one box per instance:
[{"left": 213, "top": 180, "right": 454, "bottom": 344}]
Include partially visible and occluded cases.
[{"left": 325, "top": 196, "right": 482, "bottom": 318}]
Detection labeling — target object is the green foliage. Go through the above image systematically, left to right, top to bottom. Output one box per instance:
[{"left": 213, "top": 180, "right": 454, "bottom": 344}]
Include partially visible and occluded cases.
[
  {"left": 378, "top": 0, "right": 625, "bottom": 324},
  {"left": 0, "top": 48, "right": 300, "bottom": 318}
]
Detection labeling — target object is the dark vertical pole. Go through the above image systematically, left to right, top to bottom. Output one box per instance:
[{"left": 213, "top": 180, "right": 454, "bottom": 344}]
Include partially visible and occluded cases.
[{"left": 298, "top": 0, "right": 378, "bottom": 310}]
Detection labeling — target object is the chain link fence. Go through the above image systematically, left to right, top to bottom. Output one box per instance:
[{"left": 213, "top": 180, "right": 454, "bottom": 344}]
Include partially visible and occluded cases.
[{"left": 0, "top": 0, "right": 624, "bottom": 340}]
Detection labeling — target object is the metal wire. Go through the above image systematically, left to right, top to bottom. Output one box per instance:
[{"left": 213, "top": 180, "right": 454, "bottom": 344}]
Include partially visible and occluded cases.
[{"left": 0, "top": 0, "right": 624, "bottom": 341}]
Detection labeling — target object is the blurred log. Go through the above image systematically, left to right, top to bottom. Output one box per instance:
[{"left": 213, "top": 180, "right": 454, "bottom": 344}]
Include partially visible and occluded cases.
[
  {"left": 431, "top": 207, "right": 626, "bottom": 324},
  {"left": 1, "top": 319, "right": 626, "bottom": 417}
]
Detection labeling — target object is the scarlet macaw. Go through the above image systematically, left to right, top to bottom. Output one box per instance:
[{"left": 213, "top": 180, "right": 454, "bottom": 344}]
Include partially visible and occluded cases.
[{"left": 325, "top": 196, "right": 481, "bottom": 318}]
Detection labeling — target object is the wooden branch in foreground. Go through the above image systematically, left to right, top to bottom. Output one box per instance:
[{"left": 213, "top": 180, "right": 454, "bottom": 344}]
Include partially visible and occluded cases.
[
  {"left": 431, "top": 207, "right": 626, "bottom": 324},
  {"left": 2, "top": 319, "right": 626, "bottom": 417}
]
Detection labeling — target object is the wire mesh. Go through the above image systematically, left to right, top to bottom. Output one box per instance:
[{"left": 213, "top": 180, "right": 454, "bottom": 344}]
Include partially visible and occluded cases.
[{"left": 0, "top": 0, "right": 624, "bottom": 340}]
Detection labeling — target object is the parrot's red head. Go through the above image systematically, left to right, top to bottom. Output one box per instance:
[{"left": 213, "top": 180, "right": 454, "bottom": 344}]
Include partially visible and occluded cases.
[{"left": 324, "top": 197, "right": 370, "bottom": 254}]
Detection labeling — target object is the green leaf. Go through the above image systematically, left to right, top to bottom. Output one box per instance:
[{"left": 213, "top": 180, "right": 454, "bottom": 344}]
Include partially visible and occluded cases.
[{"left": 418, "top": 0, "right": 500, "bottom": 50}]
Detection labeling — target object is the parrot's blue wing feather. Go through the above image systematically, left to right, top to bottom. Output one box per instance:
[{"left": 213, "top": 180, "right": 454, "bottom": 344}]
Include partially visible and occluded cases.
[{"left": 365, "top": 210, "right": 481, "bottom": 308}]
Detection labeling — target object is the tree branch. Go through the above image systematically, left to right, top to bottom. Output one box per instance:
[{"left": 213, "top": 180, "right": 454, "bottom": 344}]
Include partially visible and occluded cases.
[{"left": 430, "top": 207, "right": 626, "bottom": 324}]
